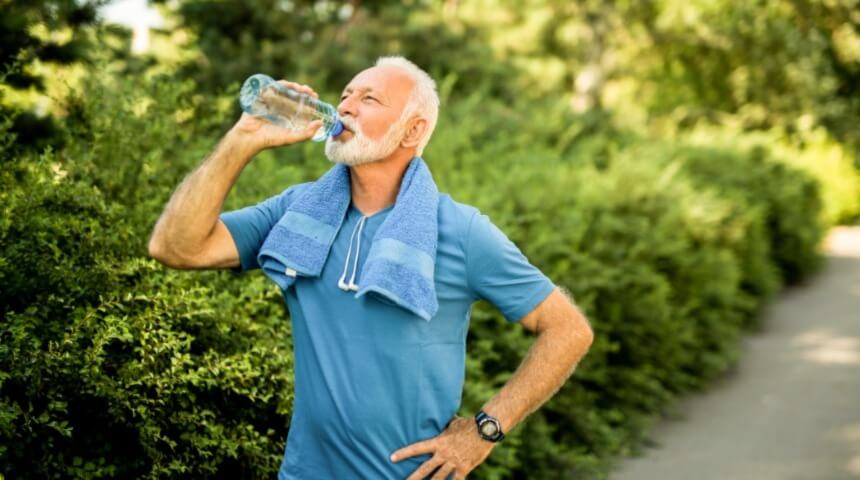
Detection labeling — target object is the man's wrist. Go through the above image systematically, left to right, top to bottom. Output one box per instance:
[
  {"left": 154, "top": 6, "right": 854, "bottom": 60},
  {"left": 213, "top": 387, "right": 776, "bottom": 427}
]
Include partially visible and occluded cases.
[
  {"left": 224, "top": 128, "right": 266, "bottom": 158},
  {"left": 479, "top": 403, "right": 517, "bottom": 435},
  {"left": 474, "top": 409, "right": 506, "bottom": 442}
]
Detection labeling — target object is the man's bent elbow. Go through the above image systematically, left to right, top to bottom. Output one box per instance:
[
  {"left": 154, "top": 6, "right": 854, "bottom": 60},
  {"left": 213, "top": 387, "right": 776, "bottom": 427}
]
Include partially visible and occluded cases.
[
  {"left": 147, "top": 232, "right": 173, "bottom": 259},
  {"left": 148, "top": 236, "right": 162, "bottom": 259},
  {"left": 148, "top": 237, "right": 184, "bottom": 269},
  {"left": 570, "top": 310, "right": 595, "bottom": 351},
  {"left": 580, "top": 314, "right": 595, "bottom": 346},
  {"left": 583, "top": 325, "right": 595, "bottom": 350}
]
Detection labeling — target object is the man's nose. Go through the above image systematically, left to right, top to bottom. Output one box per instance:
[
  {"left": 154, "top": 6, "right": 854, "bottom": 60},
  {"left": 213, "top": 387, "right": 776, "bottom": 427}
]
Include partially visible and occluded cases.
[{"left": 337, "top": 95, "right": 357, "bottom": 118}]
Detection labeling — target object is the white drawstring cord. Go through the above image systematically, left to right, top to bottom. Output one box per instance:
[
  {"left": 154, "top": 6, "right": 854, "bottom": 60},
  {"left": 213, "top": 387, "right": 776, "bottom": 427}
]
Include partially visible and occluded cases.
[
  {"left": 338, "top": 215, "right": 367, "bottom": 291},
  {"left": 338, "top": 215, "right": 363, "bottom": 290},
  {"left": 347, "top": 216, "right": 366, "bottom": 291}
]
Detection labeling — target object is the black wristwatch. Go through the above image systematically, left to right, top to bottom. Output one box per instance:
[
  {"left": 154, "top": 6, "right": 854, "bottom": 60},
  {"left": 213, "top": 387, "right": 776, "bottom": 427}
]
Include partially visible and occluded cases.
[{"left": 474, "top": 410, "right": 505, "bottom": 442}]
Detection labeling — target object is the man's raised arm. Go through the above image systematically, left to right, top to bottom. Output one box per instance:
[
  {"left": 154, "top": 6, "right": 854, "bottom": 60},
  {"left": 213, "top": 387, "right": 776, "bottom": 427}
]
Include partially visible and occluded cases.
[{"left": 147, "top": 81, "right": 323, "bottom": 269}]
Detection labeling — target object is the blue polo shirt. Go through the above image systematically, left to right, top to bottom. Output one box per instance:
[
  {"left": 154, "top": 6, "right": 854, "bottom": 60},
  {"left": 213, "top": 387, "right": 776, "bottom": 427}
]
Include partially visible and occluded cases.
[{"left": 219, "top": 181, "right": 556, "bottom": 479}]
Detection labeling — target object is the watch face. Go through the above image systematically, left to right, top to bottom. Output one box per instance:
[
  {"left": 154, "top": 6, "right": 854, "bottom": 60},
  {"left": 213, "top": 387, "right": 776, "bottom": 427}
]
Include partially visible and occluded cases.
[{"left": 480, "top": 421, "right": 498, "bottom": 436}]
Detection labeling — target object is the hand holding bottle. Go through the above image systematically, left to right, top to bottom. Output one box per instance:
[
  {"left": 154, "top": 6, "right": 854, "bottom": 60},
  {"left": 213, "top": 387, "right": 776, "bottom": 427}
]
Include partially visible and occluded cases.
[{"left": 229, "top": 79, "right": 325, "bottom": 151}]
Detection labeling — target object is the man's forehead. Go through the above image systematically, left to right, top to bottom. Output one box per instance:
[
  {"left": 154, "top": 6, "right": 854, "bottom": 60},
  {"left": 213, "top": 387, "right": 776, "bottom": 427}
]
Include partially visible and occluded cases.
[{"left": 342, "top": 66, "right": 414, "bottom": 97}]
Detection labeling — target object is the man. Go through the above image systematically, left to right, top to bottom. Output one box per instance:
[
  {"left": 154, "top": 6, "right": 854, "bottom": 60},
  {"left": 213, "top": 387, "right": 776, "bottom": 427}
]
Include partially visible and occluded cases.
[{"left": 148, "top": 56, "right": 594, "bottom": 480}]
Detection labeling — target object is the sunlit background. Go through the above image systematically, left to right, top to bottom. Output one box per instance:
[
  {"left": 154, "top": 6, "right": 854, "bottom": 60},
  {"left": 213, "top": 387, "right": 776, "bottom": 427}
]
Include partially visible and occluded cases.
[{"left": 1, "top": 1, "right": 859, "bottom": 479}]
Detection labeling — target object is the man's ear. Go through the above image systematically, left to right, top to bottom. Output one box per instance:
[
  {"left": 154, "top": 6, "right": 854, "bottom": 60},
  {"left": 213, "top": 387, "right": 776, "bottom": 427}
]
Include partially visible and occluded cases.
[{"left": 400, "top": 116, "right": 428, "bottom": 150}]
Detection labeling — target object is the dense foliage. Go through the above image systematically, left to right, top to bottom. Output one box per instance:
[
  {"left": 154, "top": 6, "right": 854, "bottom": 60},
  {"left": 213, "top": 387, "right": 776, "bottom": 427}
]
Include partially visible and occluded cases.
[{"left": 1, "top": 0, "right": 858, "bottom": 478}]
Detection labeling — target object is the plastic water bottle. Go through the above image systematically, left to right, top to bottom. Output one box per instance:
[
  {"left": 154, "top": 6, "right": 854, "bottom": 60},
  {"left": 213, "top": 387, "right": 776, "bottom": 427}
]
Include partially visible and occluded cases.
[{"left": 239, "top": 73, "right": 344, "bottom": 142}]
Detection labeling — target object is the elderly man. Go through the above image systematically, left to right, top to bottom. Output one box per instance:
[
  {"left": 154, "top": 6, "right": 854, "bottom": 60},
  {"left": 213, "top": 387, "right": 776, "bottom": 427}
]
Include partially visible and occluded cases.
[{"left": 148, "top": 56, "right": 594, "bottom": 480}]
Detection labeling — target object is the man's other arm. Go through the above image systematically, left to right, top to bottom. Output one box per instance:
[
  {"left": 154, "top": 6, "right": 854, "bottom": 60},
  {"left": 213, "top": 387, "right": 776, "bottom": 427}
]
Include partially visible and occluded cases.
[
  {"left": 391, "top": 285, "right": 594, "bottom": 479},
  {"left": 480, "top": 285, "right": 594, "bottom": 433}
]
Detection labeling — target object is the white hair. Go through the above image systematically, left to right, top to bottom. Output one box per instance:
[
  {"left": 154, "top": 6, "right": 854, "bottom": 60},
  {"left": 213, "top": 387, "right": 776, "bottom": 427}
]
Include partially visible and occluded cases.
[{"left": 374, "top": 55, "right": 439, "bottom": 156}]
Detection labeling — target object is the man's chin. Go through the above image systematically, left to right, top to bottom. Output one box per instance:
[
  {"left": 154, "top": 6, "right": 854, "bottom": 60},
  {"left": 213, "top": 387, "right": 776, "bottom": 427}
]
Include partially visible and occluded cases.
[
  {"left": 325, "top": 146, "right": 379, "bottom": 166},
  {"left": 326, "top": 155, "right": 381, "bottom": 167}
]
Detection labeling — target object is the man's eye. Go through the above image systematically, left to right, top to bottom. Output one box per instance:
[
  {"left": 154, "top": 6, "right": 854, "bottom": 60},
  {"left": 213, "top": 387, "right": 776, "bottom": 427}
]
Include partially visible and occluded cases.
[{"left": 364, "top": 96, "right": 377, "bottom": 102}]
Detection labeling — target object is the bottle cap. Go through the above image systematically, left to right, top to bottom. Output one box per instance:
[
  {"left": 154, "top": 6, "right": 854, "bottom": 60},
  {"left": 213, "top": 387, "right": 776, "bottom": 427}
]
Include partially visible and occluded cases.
[{"left": 330, "top": 119, "right": 345, "bottom": 138}]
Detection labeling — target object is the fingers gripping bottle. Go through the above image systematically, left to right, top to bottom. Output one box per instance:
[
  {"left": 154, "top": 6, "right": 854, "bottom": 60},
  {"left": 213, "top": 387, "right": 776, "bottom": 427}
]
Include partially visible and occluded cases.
[{"left": 239, "top": 73, "right": 345, "bottom": 142}]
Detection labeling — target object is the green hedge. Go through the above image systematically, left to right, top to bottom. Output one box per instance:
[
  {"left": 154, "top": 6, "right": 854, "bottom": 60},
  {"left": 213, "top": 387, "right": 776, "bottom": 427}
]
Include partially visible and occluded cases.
[
  {"left": 0, "top": 71, "right": 830, "bottom": 479},
  {"left": 445, "top": 139, "right": 824, "bottom": 478}
]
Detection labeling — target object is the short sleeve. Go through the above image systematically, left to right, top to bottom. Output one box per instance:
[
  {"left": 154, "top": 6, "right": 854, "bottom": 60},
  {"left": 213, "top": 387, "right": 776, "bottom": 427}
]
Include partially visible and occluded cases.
[
  {"left": 218, "top": 183, "right": 306, "bottom": 274},
  {"left": 465, "top": 211, "right": 556, "bottom": 323}
]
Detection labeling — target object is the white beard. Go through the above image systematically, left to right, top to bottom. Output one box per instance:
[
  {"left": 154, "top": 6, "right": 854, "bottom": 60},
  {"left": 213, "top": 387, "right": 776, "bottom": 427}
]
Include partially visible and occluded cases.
[{"left": 325, "top": 113, "right": 409, "bottom": 166}]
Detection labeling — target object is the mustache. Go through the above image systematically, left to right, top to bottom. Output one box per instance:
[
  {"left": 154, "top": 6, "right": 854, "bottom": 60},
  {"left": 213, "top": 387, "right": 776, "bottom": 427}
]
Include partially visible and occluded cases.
[{"left": 338, "top": 116, "right": 359, "bottom": 134}]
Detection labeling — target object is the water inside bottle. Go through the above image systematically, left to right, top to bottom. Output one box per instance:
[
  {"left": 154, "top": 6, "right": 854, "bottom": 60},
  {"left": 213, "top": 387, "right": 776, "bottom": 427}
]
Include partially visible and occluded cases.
[
  {"left": 240, "top": 74, "right": 344, "bottom": 141},
  {"left": 241, "top": 75, "right": 320, "bottom": 130}
]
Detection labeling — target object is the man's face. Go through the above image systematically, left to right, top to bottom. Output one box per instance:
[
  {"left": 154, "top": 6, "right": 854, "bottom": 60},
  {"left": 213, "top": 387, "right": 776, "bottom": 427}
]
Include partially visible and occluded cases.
[{"left": 325, "top": 65, "right": 415, "bottom": 166}]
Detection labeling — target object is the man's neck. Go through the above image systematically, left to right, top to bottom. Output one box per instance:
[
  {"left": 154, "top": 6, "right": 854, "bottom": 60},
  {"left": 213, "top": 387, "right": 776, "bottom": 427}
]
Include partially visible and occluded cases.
[{"left": 348, "top": 149, "right": 416, "bottom": 217}]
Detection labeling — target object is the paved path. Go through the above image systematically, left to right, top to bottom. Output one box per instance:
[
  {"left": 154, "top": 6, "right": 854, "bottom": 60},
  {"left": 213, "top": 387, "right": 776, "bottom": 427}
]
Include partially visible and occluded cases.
[{"left": 609, "top": 226, "right": 860, "bottom": 480}]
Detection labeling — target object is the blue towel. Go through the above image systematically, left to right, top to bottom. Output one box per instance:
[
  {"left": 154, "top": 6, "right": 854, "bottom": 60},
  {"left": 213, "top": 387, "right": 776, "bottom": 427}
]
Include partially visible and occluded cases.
[{"left": 257, "top": 156, "right": 440, "bottom": 321}]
